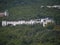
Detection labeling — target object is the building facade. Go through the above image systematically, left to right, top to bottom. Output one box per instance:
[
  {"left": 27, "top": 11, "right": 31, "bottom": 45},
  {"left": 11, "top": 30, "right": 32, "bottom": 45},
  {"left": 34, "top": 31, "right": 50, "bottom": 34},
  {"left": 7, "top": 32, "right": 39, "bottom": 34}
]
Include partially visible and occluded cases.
[
  {"left": 0, "top": 11, "right": 8, "bottom": 17},
  {"left": 2, "top": 18, "right": 54, "bottom": 27}
]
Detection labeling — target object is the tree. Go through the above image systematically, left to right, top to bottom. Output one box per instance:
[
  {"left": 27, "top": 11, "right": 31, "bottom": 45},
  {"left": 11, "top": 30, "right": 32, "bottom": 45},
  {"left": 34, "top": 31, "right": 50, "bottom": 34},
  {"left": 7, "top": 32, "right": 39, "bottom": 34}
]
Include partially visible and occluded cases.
[{"left": 45, "top": 22, "right": 54, "bottom": 29}]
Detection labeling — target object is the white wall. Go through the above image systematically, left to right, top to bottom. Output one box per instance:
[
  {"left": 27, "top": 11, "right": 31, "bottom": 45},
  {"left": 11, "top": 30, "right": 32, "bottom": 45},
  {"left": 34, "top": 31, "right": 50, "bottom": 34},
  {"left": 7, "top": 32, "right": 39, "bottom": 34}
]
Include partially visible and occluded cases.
[{"left": 2, "top": 18, "right": 54, "bottom": 27}]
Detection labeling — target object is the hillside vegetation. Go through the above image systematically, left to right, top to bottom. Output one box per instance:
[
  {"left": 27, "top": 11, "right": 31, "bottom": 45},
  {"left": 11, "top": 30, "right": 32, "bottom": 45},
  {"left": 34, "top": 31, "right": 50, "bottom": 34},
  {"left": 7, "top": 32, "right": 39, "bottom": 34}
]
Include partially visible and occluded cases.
[
  {"left": 0, "top": 0, "right": 60, "bottom": 45},
  {"left": 0, "top": 0, "right": 60, "bottom": 25},
  {"left": 0, "top": 25, "right": 60, "bottom": 45}
]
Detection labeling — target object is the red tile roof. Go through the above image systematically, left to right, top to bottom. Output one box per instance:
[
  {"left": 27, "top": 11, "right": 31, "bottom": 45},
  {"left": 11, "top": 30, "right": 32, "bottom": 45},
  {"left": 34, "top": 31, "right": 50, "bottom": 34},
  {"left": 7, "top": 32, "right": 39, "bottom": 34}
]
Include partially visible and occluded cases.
[{"left": 0, "top": 13, "right": 5, "bottom": 17}]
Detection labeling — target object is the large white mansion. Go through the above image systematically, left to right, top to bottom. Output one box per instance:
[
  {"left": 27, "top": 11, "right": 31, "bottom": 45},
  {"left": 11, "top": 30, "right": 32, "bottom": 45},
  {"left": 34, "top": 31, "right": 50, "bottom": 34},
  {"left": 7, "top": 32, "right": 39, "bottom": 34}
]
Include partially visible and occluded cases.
[{"left": 2, "top": 18, "right": 54, "bottom": 27}]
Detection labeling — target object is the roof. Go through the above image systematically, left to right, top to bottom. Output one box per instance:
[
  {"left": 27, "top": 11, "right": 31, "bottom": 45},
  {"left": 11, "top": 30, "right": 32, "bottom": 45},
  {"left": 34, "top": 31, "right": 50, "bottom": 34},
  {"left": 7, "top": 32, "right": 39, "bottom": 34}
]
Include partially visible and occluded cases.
[{"left": 0, "top": 13, "right": 5, "bottom": 17}]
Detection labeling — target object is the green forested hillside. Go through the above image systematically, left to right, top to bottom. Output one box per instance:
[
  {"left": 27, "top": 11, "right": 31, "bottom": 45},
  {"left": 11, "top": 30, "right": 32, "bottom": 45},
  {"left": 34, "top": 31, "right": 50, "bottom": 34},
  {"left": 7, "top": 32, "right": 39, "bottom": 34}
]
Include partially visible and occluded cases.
[
  {"left": 0, "top": 0, "right": 60, "bottom": 45},
  {"left": 0, "top": 0, "right": 60, "bottom": 24},
  {"left": 0, "top": 25, "right": 60, "bottom": 45}
]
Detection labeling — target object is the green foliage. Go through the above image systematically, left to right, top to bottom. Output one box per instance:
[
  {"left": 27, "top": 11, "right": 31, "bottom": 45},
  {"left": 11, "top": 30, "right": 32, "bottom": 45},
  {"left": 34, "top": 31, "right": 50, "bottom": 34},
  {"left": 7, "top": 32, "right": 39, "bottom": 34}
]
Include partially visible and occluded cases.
[
  {"left": 0, "top": 0, "right": 60, "bottom": 45},
  {"left": 0, "top": 0, "right": 60, "bottom": 25},
  {"left": 45, "top": 23, "right": 54, "bottom": 29},
  {"left": 0, "top": 25, "right": 60, "bottom": 45}
]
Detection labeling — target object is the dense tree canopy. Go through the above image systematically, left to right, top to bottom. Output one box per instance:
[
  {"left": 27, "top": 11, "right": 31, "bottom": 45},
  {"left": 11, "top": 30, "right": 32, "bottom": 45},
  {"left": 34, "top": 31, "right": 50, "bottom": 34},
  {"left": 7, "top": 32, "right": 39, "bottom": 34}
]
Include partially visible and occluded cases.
[
  {"left": 0, "top": 0, "right": 60, "bottom": 45},
  {"left": 0, "top": 0, "right": 60, "bottom": 25}
]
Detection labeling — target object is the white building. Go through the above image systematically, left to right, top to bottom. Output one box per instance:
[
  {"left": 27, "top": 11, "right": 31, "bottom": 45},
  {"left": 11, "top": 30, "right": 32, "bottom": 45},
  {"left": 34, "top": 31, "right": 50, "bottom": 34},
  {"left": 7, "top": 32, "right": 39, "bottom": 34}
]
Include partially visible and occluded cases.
[
  {"left": 47, "top": 5, "right": 60, "bottom": 9},
  {"left": 0, "top": 10, "right": 8, "bottom": 17},
  {"left": 2, "top": 18, "right": 54, "bottom": 27},
  {"left": 40, "top": 18, "right": 54, "bottom": 27}
]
